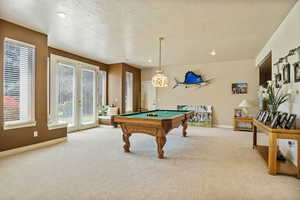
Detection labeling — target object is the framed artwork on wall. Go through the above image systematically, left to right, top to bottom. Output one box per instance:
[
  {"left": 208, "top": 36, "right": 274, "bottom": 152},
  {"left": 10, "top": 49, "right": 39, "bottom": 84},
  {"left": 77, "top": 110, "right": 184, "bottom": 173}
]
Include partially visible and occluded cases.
[
  {"left": 294, "top": 62, "right": 300, "bottom": 83},
  {"left": 282, "top": 64, "right": 290, "bottom": 84},
  {"left": 275, "top": 73, "right": 282, "bottom": 88},
  {"left": 232, "top": 83, "right": 248, "bottom": 94}
]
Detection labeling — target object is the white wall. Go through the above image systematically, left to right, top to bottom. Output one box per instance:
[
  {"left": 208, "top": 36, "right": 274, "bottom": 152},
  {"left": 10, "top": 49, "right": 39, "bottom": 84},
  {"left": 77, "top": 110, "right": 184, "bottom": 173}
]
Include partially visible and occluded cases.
[{"left": 256, "top": 1, "right": 300, "bottom": 165}]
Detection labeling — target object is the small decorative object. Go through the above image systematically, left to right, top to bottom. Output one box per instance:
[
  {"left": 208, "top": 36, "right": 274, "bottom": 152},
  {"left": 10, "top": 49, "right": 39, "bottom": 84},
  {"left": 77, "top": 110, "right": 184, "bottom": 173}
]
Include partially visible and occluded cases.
[
  {"left": 152, "top": 37, "right": 169, "bottom": 88},
  {"left": 294, "top": 62, "right": 300, "bottom": 82},
  {"left": 282, "top": 64, "right": 290, "bottom": 84},
  {"left": 173, "top": 71, "right": 213, "bottom": 88},
  {"left": 275, "top": 74, "right": 282, "bottom": 88},
  {"left": 258, "top": 81, "right": 298, "bottom": 114},
  {"left": 232, "top": 83, "right": 248, "bottom": 94},
  {"left": 238, "top": 99, "right": 251, "bottom": 117},
  {"left": 99, "top": 105, "right": 109, "bottom": 116},
  {"left": 178, "top": 105, "right": 213, "bottom": 127},
  {"left": 107, "top": 106, "right": 119, "bottom": 115},
  {"left": 234, "top": 109, "right": 243, "bottom": 117},
  {"left": 270, "top": 112, "right": 280, "bottom": 128},
  {"left": 147, "top": 113, "right": 158, "bottom": 117},
  {"left": 278, "top": 113, "right": 288, "bottom": 128},
  {"left": 285, "top": 114, "right": 297, "bottom": 129}
]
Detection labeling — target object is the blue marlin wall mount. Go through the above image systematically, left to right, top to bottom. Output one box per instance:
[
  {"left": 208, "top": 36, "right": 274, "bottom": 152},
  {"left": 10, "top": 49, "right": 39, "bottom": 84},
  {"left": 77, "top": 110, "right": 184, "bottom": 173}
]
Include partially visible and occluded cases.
[{"left": 173, "top": 71, "right": 212, "bottom": 89}]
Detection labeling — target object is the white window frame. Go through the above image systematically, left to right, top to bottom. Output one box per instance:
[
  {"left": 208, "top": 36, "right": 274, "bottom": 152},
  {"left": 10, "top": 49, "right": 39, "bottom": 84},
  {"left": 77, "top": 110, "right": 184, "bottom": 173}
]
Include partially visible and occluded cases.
[
  {"left": 3, "top": 38, "right": 36, "bottom": 130},
  {"left": 98, "top": 70, "right": 107, "bottom": 107},
  {"left": 125, "top": 71, "right": 134, "bottom": 113}
]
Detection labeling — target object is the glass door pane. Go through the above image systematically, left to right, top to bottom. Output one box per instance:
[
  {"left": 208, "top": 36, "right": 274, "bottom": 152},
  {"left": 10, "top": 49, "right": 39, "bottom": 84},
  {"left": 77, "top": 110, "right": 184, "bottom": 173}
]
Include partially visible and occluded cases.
[
  {"left": 57, "top": 63, "right": 75, "bottom": 127},
  {"left": 80, "top": 69, "right": 96, "bottom": 126},
  {"left": 125, "top": 72, "right": 133, "bottom": 113}
]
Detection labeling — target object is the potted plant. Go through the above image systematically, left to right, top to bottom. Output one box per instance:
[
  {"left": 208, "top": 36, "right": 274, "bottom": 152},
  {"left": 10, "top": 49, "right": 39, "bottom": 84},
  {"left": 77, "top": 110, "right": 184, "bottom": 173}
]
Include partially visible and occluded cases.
[{"left": 258, "top": 81, "right": 298, "bottom": 114}]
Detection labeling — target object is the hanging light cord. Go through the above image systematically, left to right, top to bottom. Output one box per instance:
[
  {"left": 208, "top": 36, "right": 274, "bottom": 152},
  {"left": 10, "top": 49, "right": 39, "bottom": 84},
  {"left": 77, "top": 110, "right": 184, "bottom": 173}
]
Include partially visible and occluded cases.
[{"left": 159, "top": 37, "right": 164, "bottom": 71}]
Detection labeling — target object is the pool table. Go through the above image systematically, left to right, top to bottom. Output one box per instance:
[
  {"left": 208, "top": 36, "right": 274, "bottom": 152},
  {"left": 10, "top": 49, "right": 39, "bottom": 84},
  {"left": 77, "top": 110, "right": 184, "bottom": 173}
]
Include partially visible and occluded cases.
[{"left": 113, "top": 110, "right": 194, "bottom": 159}]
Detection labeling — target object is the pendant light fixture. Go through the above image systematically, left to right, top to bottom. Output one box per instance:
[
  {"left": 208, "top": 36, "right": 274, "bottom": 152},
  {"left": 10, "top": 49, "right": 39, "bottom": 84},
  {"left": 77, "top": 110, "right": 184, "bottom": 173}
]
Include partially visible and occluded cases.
[{"left": 152, "top": 37, "right": 169, "bottom": 88}]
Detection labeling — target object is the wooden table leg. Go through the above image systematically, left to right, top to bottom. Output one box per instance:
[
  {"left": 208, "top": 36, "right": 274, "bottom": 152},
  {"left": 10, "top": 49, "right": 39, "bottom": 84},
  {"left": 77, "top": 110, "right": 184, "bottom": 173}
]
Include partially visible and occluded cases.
[
  {"left": 182, "top": 120, "right": 188, "bottom": 137},
  {"left": 121, "top": 125, "right": 131, "bottom": 152},
  {"left": 253, "top": 125, "right": 257, "bottom": 149},
  {"left": 268, "top": 132, "right": 277, "bottom": 176},
  {"left": 122, "top": 133, "right": 131, "bottom": 152},
  {"left": 156, "top": 135, "right": 166, "bottom": 159},
  {"left": 297, "top": 138, "right": 300, "bottom": 179}
]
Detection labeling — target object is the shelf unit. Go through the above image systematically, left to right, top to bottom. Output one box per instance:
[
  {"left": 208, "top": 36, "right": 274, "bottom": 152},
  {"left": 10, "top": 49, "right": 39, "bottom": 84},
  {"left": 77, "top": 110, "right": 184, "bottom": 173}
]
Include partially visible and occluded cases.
[
  {"left": 233, "top": 117, "right": 253, "bottom": 132},
  {"left": 252, "top": 119, "right": 300, "bottom": 178}
]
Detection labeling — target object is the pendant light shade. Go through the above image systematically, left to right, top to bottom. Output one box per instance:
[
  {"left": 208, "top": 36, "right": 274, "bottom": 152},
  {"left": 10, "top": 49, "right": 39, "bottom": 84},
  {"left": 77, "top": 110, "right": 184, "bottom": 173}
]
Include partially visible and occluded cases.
[
  {"left": 152, "top": 37, "right": 169, "bottom": 88},
  {"left": 152, "top": 70, "right": 169, "bottom": 87}
]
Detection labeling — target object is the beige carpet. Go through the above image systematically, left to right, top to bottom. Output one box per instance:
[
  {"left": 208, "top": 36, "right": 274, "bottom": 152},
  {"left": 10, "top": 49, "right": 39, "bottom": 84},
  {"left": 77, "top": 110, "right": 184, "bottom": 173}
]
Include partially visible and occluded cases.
[{"left": 0, "top": 126, "right": 299, "bottom": 200}]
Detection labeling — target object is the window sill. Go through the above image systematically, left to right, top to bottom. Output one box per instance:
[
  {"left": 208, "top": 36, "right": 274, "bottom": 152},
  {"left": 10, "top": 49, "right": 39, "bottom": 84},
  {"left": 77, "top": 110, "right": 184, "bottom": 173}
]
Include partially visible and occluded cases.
[
  {"left": 4, "top": 121, "right": 37, "bottom": 130},
  {"left": 48, "top": 122, "right": 68, "bottom": 130}
]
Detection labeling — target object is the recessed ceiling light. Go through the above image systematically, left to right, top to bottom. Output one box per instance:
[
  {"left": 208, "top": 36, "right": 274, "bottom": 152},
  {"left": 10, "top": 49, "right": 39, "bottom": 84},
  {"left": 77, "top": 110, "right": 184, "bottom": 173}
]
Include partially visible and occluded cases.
[
  {"left": 56, "top": 12, "right": 67, "bottom": 18},
  {"left": 210, "top": 50, "right": 216, "bottom": 56},
  {"left": 148, "top": 59, "right": 152, "bottom": 63}
]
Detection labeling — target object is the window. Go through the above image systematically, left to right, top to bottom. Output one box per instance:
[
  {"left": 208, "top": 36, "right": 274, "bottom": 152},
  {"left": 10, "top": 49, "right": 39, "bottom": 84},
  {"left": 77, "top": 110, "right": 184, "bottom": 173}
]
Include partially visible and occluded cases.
[
  {"left": 3, "top": 38, "right": 35, "bottom": 127},
  {"left": 57, "top": 63, "right": 75, "bottom": 126},
  {"left": 98, "top": 70, "right": 106, "bottom": 106},
  {"left": 125, "top": 72, "right": 133, "bottom": 113}
]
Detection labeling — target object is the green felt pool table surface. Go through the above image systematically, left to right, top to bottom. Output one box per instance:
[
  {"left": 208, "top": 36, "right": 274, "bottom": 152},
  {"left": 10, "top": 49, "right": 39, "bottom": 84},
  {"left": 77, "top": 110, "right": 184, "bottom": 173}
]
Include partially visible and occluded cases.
[{"left": 119, "top": 110, "right": 190, "bottom": 119}]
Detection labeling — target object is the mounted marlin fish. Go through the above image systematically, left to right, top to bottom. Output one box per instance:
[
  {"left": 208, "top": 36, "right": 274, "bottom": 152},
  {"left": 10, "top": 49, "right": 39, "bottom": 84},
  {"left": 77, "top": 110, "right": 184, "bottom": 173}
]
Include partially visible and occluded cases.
[{"left": 173, "top": 71, "right": 212, "bottom": 89}]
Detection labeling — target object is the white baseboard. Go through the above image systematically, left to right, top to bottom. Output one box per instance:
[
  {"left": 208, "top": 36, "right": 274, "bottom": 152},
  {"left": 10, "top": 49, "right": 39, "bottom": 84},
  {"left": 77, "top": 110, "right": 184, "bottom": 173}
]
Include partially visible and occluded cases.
[
  {"left": 214, "top": 125, "right": 233, "bottom": 129},
  {"left": 0, "top": 137, "right": 67, "bottom": 158}
]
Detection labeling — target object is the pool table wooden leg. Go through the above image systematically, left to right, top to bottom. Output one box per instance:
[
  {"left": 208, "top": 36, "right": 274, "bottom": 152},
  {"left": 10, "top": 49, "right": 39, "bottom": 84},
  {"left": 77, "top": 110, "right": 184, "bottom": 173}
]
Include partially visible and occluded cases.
[
  {"left": 182, "top": 120, "right": 188, "bottom": 137},
  {"left": 122, "top": 133, "right": 131, "bottom": 152},
  {"left": 156, "top": 135, "right": 166, "bottom": 159}
]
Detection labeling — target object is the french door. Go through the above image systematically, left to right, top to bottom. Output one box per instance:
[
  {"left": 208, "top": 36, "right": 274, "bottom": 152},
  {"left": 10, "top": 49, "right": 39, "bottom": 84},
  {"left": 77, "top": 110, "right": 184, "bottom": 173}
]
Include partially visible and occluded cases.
[
  {"left": 51, "top": 55, "right": 98, "bottom": 132},
  {"left": 79, "top": 68, "right": 96, "bottom": 129}
]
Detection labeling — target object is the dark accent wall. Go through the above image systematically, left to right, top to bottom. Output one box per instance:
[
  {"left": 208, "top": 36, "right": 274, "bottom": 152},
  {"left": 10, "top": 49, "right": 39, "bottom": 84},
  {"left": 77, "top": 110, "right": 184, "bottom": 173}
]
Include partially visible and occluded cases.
[
  {"left": 0, "top": 19, "right": 67, "bottom": 151},
  {"left": 258, "top": 52, "right": 272, "bottom": 86},
  {"left": 108, "top": 63, "right": 141, "bottom": 113}
]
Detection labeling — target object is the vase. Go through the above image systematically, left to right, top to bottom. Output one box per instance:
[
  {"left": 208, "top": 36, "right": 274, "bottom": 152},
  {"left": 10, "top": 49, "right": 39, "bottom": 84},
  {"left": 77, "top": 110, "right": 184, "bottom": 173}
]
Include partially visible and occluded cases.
[{"left": 268, "top": 104, "right": 277, "bottom": 114}]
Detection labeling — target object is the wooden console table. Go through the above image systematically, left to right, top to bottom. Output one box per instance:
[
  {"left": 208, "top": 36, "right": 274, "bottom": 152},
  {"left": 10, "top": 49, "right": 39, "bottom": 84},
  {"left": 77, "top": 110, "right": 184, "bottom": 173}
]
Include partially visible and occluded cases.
[
  {"left": 234, "top": 117, "right": 253, "bottom": 132},
  {"left": 253, "top": 119, "right": 300, "bottom": 178}
]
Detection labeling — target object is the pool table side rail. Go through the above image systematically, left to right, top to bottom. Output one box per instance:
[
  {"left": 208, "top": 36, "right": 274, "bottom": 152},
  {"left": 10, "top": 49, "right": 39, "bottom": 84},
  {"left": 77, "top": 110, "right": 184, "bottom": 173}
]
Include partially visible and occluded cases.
[{"left": 113, "top": 111, "right": 194, "bottom": 127}]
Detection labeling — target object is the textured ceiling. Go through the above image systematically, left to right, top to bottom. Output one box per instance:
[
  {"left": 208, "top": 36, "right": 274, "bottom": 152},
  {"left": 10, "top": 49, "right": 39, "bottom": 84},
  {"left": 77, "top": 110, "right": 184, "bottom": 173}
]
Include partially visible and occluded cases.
[{"left": 0, "top": 0, "right": 297, "bottom": 68}]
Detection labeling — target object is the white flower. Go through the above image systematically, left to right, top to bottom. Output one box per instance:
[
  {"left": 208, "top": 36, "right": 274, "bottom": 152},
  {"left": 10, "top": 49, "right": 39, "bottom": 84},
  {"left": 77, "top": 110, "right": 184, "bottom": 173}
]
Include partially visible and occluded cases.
[{"left": 262, "top": 93, "right": 269, "bottom": 99}]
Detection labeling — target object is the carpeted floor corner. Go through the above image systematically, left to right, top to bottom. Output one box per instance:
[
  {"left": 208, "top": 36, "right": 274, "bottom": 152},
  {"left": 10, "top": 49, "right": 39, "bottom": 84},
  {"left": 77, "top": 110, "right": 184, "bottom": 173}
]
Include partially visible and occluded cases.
[{"left": 0, "top": 126, "right": 299, "bottom": 200}]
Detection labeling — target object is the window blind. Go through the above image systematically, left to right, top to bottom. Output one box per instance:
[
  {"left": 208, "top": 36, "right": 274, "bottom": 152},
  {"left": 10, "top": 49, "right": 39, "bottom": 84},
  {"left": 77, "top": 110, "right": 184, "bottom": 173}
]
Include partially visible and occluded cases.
[{"left": 3, "top": 38, "right": 35, "bottom": 124}]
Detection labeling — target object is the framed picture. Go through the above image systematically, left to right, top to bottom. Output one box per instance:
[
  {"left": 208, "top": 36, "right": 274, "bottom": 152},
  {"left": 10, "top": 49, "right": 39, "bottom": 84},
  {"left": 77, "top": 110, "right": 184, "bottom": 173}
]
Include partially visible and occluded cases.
[
  {"left": 294, "top": 62, "right": 300, "bottom": 83},
  {"left": 282, "top": 64, "right": 290, "bottom": 84},
  {"left": 275, "top": 74, "right": 282, "bottom": 88},
  {"left": 232, "top": 83, "right": 248, "bottom": 94},
  {"left": 177, "top": 105, "right": 213, "bottom": 127},
  {"left": 234, "top": 109, "right": 243, "bottom": 117},
  {"left": 256, "top": 111, "right": 262, "bottom": 120},
  {"left": 259, "top": 111, "right": 266, "bottom": 122},
  {"left": 262, "top": 112, "right": 269, "bottom": 124},
  {"left": 270, "top": 113, "right": 280, "bottom": 128},
  {"left": 278, "top": 113, "right": 288, "bottom": 128},
  {"left": 285, "top": 114, "right": 297, "bottom": 129}
]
